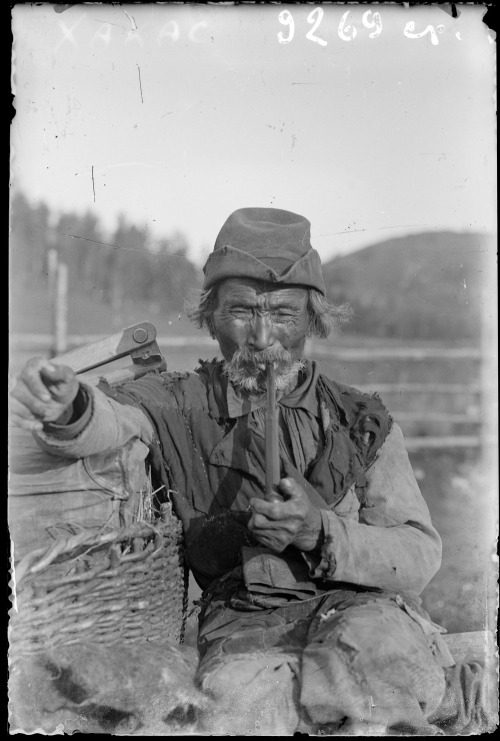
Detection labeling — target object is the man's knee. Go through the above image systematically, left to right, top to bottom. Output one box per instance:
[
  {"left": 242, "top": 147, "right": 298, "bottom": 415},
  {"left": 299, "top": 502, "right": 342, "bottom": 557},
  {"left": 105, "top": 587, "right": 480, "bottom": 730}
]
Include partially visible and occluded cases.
[
  {"left": 301, "top": 596, "right": 447, "bottom": 729},
  {"left": 197, "top": 651, "right": 300, "bottom": 735}
]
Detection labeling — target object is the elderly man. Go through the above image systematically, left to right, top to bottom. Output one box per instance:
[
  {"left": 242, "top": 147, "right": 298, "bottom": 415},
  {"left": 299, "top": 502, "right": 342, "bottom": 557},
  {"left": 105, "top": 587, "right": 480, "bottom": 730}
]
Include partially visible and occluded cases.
[{"left": 10, "top": 208, "right": 472, "bottom": 735}]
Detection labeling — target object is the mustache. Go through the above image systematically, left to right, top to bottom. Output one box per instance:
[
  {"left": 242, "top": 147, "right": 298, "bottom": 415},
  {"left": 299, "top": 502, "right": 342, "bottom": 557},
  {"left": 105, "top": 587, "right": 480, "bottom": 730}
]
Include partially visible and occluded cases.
[
  {"left": 227, "top": 347, "right": 293, "bottom": 371},
  {"left": 223, "top": 348, "right": 305, "bottom": 393}
]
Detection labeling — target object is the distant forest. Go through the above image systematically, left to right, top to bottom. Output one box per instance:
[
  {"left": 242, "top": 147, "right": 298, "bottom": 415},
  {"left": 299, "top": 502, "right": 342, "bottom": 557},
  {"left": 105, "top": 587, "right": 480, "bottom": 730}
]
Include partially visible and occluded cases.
[
  {"left": 9, "top": 190, "right": 202, "bottom": 322},
  {"left": 10, "top": 191, "right": 489, "bottom": 341}
]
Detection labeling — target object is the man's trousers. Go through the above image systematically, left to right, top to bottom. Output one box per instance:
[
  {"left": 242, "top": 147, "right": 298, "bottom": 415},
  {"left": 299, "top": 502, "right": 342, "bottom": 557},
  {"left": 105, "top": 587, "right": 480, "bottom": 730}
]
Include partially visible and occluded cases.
[{"left": 194, "top": 584, "right": 453, "bottom": 735}]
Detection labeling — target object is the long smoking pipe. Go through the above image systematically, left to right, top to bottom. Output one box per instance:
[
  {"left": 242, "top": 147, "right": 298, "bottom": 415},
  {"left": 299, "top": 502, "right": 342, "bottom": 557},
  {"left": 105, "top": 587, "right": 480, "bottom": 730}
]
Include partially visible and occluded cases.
[{"left": 265, "top": 361, "right": 282, "bottom": 502}]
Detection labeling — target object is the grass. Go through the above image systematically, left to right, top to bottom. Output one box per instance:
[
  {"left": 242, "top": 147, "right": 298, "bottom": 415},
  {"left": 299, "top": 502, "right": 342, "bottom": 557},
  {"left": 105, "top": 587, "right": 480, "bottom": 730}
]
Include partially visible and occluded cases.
[
  {"left": 9, "top": 284, "right": 197, "bottom": 338},
  {"left": 414, "top": 450, "right": 497, "bottom": 634}
]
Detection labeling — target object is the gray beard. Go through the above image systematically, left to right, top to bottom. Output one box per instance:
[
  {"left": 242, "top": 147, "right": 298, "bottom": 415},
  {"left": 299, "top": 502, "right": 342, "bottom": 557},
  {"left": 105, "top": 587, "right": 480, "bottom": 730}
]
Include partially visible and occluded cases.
[{"left": 223, "top": 348, "right": 306, "bottom": 395}]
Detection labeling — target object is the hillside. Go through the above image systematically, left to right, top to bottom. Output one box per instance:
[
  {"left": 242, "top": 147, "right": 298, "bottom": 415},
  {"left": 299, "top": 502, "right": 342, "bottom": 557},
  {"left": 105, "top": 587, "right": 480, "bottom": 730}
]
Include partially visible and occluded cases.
[{"left": 321, "top": 231, "right": 490, "bottom": 341}]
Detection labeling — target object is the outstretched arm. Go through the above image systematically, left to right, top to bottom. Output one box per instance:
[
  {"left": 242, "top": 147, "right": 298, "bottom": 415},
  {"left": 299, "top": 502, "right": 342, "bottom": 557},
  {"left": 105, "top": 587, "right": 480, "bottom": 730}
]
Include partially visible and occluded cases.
[{"left": 10, "top": 356, "right": 155, "bottom": 459}]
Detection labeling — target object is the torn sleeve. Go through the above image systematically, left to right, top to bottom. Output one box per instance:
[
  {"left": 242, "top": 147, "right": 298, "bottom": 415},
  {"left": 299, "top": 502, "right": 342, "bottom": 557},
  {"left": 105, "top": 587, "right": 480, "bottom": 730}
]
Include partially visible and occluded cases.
[{"left": 305, "top": 423, "right": 442, "bottom": 596}]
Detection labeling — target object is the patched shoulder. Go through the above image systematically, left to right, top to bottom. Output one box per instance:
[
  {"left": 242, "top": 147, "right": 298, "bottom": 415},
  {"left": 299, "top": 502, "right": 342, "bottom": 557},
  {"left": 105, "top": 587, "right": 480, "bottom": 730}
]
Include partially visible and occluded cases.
[
  {"left": 158, "top": 366, "right": 211, "bottom": 413},
  {"left": 317, "top": 373, "right": 393, "bottom": 466}
]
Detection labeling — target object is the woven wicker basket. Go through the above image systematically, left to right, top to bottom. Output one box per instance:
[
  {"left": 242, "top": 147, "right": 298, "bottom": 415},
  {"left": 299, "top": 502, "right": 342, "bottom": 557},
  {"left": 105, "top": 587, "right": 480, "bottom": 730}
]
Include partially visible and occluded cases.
[{"left": 9, "top": 501, "right": 188, "bottom": 657}]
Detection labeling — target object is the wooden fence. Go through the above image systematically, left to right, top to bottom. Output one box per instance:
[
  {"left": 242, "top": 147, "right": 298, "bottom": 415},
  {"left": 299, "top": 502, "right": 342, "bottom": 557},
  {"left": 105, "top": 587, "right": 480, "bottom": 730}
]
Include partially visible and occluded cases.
[
  {"left": 13, "top": 251, "right": 494, "bottom": 455},
  {"left": 10, "top": 330, "right": 496, "bottom": 456},
  {"left": 307, "top": 342, "right": 489, "bottom": 453}
]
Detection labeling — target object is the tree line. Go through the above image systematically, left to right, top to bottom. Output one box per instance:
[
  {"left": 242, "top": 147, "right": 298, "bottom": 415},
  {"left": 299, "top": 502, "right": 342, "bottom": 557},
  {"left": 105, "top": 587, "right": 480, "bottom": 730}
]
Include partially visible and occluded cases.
[
  {"left": 9, "top": 190, "right": 202, "bottom": 320},
  {"left": 10, "top": 191, "right": 487, "bottom": 341}
]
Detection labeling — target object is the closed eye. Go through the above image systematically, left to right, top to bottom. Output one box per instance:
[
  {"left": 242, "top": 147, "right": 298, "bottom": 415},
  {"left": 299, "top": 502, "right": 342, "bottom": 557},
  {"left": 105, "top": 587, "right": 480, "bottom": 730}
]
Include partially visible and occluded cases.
[{"left": 230, "top": 307, "right": 253, "bottom": 318}]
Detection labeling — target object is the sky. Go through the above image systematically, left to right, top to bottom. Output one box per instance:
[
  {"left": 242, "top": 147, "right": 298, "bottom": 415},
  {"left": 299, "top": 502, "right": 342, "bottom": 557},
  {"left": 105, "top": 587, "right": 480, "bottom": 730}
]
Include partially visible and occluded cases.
[{"left": 11, "top": 3, "right": 496, "bottom": 267}]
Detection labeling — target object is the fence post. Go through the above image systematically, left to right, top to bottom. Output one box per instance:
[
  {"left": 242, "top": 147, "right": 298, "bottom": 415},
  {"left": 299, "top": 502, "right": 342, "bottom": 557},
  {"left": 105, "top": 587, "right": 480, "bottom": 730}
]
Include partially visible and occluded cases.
[
  {"left": 47, "top": 248, "right": 58, "bottom": 299},
  {"left": 51, "top": 261, "right": 69, "bottom": 357},
  {"left": 111, "top": 279, "right": 123, "bottom": 330}
]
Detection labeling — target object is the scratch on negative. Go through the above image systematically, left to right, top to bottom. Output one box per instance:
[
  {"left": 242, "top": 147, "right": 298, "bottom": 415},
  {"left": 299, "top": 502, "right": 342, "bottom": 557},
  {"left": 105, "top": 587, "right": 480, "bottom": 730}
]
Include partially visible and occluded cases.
[
  {"left": 124, "top": 9, "right": 137, "bottom": 31},
  {"left": 137, "top": 64, "right": 144, "bottom": 104},
  {"left": 91, "top": 166, "right": 96, "bottom": 203},
  {"left": 67, "top": 234, "right": 190, "bottom": 260},
  {"left": 305, "top": 662, "right": 332, "bottom": 678}
]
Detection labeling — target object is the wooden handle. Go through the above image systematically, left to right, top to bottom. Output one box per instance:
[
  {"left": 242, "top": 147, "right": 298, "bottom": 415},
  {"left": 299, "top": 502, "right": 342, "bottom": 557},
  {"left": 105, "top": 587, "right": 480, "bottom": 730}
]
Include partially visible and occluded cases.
[{"left": 265, "top": 362, "right": 281, "bottom": 502}]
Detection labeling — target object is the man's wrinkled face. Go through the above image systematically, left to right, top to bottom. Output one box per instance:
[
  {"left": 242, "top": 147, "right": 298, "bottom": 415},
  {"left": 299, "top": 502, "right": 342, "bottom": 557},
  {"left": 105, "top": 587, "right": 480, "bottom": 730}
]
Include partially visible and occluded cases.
[{"left": 212, "top": 278, "right": 309, "bottom": 393}]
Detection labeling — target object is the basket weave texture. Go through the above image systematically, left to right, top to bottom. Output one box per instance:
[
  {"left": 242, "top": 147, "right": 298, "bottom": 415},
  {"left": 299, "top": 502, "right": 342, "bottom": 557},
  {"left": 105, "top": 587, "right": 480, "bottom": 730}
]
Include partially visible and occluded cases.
[{"left": 10, "top": 503, "right": 188, "bottom": 656}]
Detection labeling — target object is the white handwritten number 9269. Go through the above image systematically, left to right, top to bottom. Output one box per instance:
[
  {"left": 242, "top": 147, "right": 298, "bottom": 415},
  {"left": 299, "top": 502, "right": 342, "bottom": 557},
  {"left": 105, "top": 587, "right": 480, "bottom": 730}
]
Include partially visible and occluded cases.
[{"left": 277, "top": 9, "right": 383, "bottom": 45}]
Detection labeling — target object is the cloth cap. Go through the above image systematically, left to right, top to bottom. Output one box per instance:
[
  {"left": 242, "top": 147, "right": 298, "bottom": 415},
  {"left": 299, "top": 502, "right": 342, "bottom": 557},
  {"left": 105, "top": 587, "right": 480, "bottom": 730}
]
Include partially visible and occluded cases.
[{"left": 203, "top": 207, "right": 326, "bottom": 295}]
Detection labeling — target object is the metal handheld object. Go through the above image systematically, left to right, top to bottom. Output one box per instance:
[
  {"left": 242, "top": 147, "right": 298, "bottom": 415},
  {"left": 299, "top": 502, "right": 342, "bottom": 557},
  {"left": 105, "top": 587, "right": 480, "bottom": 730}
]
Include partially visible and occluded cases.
[
  {"left": 50, "top": 321, "right": 166, "bottom": 386},
  {"left": 265, "top": 362, "right": 282, "bottom": 502}
]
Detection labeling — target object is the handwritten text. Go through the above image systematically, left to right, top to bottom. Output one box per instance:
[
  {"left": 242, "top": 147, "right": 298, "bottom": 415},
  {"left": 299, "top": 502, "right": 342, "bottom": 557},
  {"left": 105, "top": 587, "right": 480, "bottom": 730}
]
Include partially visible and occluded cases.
[{"left": 278, "top": 9, "right": 458, "bottom": 46}]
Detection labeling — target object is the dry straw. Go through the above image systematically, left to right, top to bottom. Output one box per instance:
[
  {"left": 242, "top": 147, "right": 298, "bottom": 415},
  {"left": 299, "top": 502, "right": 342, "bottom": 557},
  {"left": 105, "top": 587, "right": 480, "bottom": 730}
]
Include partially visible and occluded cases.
[{"left": 9, "top": 475, "right": 188, "bottom": 657}]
